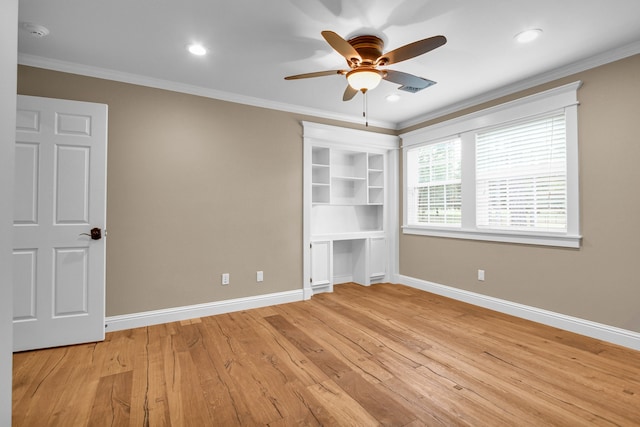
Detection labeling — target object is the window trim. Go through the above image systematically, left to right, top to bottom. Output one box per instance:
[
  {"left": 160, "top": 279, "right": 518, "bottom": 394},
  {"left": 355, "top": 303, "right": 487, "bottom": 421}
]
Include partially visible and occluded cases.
[{"left": 401, "top": 81, "right": 582, "bottom": 248}]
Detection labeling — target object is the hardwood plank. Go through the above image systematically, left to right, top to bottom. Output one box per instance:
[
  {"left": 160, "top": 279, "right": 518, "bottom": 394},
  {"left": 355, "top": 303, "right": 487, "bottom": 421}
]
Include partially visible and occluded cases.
[
  {"left": 127, "top": 326, "right": 172, "bottom": 427},
  {"left": 87, "top": 371, "right": 132, "bottom": 426},
  {"left": 305, "top": 379, "right": 379, "bottom": 426}
]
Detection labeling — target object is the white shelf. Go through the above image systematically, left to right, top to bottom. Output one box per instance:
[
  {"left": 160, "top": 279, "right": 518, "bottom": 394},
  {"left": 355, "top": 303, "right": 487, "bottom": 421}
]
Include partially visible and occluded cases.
[
  {"left": 312, "top": 146, "right": 330, "bottom": 166},
  {"left": 332, "top": 150, "right": 366, "bottom": 180},
  {"left": 368, "top": 153, "right": 384, "bottom": 170},
  {"left": 312, "top": 165, "right": 330, "bottom": 186},
  {"left": 368, "top": 170, "right": 383, "bottom": 187},
  {"left": 332, "top": 175, "right": 366, "bottom": 181},
  {"left": 312, "top": 184, "right": 330, "bottom": 204},
  {"left": 368, "top": 187, "right": 384, "bottom": 205},
  {"left": 312, "top": 230, "right": 386, "bottom": 241}
]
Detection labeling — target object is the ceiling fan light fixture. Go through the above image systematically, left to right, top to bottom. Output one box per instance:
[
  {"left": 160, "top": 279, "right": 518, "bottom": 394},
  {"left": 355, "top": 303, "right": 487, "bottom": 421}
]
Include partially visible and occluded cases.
[{"left": 347, "top": 69, "right": 383, "bottom": 91}]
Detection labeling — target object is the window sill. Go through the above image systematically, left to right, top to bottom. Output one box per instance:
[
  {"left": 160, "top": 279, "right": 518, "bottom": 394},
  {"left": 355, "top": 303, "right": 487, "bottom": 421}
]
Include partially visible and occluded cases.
[{"left": 402, "top": 225, "right": 581, "bottom": 248}]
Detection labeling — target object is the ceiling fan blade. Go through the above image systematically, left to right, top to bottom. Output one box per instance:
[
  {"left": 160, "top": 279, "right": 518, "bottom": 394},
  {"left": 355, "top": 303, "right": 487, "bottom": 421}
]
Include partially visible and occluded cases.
[
  {"left": 321, "top": 31, "right": 362, "bottom": 65},
  {"left": 377, "top": 35, "right": 447, "bottom": 66},
  {"left": 284, "top": 70, "right": 346, "bottom": 80},
  {"left": 383, "top": 70, "right": 436, "bottom": 93},
  {"left": 343, "top": 85, "right": 358, "bottom": 101}
]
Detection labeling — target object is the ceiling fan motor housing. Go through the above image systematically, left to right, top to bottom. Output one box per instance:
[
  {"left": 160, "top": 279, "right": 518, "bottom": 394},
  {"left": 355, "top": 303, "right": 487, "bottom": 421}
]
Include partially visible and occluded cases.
[{"left": 348, "top": 35, "right": 385, "bottom": 65}]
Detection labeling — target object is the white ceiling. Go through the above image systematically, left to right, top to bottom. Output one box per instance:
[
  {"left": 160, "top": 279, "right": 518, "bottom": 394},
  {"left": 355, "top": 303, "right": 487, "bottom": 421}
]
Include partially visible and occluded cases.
[{"left": 17, "top": 0, "right": 640, "bottom": 129}]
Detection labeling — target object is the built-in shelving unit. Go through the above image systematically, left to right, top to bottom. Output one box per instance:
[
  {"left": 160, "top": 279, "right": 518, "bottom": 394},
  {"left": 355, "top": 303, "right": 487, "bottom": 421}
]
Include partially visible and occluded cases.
[{"left": 302, "top": 122, "right": 399, "bottom": 298}]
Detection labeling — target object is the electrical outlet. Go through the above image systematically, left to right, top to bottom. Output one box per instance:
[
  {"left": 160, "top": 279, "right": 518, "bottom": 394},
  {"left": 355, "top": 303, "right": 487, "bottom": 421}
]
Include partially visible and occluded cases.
[
  {"left": 478, "top": 269, "right": 485, "bottom": 281},
  {"left": 257, "top": 271, "right": 264, "bottom": 282},
  {"left": 221, "top": 273, "right": 230, "bottom": 285}
]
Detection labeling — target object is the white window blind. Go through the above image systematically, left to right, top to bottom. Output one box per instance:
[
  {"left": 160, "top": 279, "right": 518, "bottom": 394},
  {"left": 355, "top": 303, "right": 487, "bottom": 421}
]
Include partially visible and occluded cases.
[
  {"left": 476, "top": 113, "right": 567, "bottom": 232},
  {"left": 407, "top": 138, "right": 461, "bottom": 226}
]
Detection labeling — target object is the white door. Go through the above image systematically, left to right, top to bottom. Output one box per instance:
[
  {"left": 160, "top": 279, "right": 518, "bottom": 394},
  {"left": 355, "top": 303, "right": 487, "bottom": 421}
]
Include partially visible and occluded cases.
[{"left": 13, "top": 95, "right": 108, "bottom": 352}]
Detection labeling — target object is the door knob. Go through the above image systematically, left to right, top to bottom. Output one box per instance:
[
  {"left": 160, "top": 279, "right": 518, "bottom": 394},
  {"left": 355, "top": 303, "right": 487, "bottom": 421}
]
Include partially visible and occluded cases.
[{"left": 80, "top": 227, "right": 102, "bottom": 240}]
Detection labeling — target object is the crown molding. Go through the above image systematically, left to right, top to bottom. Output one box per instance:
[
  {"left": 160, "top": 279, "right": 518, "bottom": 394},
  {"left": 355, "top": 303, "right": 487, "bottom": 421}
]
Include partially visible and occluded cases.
[
  {"left": 397, "top": 39, "right": 640, "bottom": 130},
  {"left": 18, "top": 53, "right": 397, "bottom": 130}
]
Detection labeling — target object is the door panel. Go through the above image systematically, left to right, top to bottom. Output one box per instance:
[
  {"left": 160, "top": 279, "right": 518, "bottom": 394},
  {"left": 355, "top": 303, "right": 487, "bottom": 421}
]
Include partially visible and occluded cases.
[
  {"left": 13, "top": 95, "right": 108, "bottom": 352},
  {"left": 16, "top": 109, "right": 40, "bottom": 132},
  {"left": 56, "top": 112, "right": 92, "bottom": 136},
  {"left": 13, "top": 143, "right": 39, "bottom": 224},
  {"left": 55, "top": 145, "right": 90, "bottom": 223},
  {"left": 53, "top": 247, "right": 89, "bottom": 316},
  {"left": 12, "top": 250, "right": 37, "bottom": 320}
]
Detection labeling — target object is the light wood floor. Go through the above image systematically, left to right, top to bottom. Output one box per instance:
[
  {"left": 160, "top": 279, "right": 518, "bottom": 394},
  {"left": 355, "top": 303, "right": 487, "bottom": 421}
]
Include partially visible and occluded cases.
[{"left": 13, "top": 283, "right": 640, "bottom": 426}]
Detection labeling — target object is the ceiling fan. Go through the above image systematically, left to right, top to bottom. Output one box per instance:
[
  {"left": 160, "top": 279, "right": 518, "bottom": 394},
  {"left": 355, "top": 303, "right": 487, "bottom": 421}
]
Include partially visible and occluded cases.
[{"left": 285, "top": 30, "right": 447, "bottom": 101}]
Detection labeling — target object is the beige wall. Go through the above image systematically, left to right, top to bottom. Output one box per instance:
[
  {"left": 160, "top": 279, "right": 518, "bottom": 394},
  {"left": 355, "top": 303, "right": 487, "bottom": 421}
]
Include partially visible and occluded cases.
[
  {"left": 399, "top": 54, "right": 640, "bottom": 333},
  {"left": 18, "top": 55, "right": 640, "bottom": 334},
  {"left": 18, "top": 66, "right": 389, "bottom": 316}
]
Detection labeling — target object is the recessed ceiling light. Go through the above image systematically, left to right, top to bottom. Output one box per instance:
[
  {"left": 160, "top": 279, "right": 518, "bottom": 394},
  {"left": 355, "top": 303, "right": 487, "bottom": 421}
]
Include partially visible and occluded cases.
[
  {"left": 515, "top": 29, "right": 542, "bottom": 43},
  {"left": 187, "top": 43, "right": 207, "bottom": 56},
  {"left": 386, "top": 93, "right": 401, "bottom": 102}
]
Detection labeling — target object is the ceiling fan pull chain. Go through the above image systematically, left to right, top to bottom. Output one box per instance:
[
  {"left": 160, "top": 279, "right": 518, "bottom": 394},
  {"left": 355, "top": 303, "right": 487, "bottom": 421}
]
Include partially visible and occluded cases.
[{"left": 363, "top": 90, "right": 368, "bottom": 127}]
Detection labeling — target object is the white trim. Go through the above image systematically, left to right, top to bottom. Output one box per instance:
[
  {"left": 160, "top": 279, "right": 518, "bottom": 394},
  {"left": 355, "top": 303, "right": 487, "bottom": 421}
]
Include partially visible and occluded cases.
[
  {"left": 398, "top": 39, "right": 640, "bottom": 129},
  {"left": 18, "top": 54, "right": 397, "bottom": 129},
  {"left": 400, "top": 81, "right": 582, "bottom": 146},
  {"left": 302, "top": 121, "right": 399, "bottom": 150},
  {"left": 387, "top": 148, "right": 400, "bottom": 281},
  {"left": 401, "top": 226, "right": 582, "bottom": 248},
  {"left": 398, "top": 275, "right": 640, "bottom": 351},
  {"left": 104, "top": 289, "right": 304, "bottom": 332}
]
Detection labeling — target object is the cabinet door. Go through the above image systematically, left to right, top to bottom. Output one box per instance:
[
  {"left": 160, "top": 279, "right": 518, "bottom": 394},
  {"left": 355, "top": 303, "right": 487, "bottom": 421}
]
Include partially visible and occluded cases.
[
  {"left": 369, "top": 237, "right": 386, "bottom": 279},
  {"left": 311, "top": 241, "right": 331, "bottom": 290}
]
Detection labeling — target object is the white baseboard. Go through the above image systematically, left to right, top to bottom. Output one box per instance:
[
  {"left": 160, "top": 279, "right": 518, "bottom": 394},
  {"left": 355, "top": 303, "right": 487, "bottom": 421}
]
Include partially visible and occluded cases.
[
  {"left": 334, "top": 275, "right": 353, "bottom": 285},
  {"left": 398, "top": 275, "right": 640, "bottom": 351},
  {"left": 104, "top": 279, "right": 640, "bottom": 351},
  {"left": 105, "top": 289, "right": 304, "bottom": 332}
]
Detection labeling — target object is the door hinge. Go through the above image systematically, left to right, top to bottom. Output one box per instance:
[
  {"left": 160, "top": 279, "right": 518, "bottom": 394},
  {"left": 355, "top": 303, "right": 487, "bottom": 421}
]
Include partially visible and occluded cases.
[
  {"left": 310, "top": 243, "right": 312, "bottom": 249},
  {"left": 310, "top": 277, "right": 313, "bottom": 283}
]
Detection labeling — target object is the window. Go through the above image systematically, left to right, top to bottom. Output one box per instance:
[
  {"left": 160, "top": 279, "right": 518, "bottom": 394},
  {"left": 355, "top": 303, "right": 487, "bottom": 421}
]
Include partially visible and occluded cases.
[
  {"left": 402, "top": 82, "right": 581, "bottom": 248},
  {"left": 476, "top": 113, "right": 567, "bottom": 232},
  {"left": 406, "top": 138, "right": 461, "bottom": 226}
]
